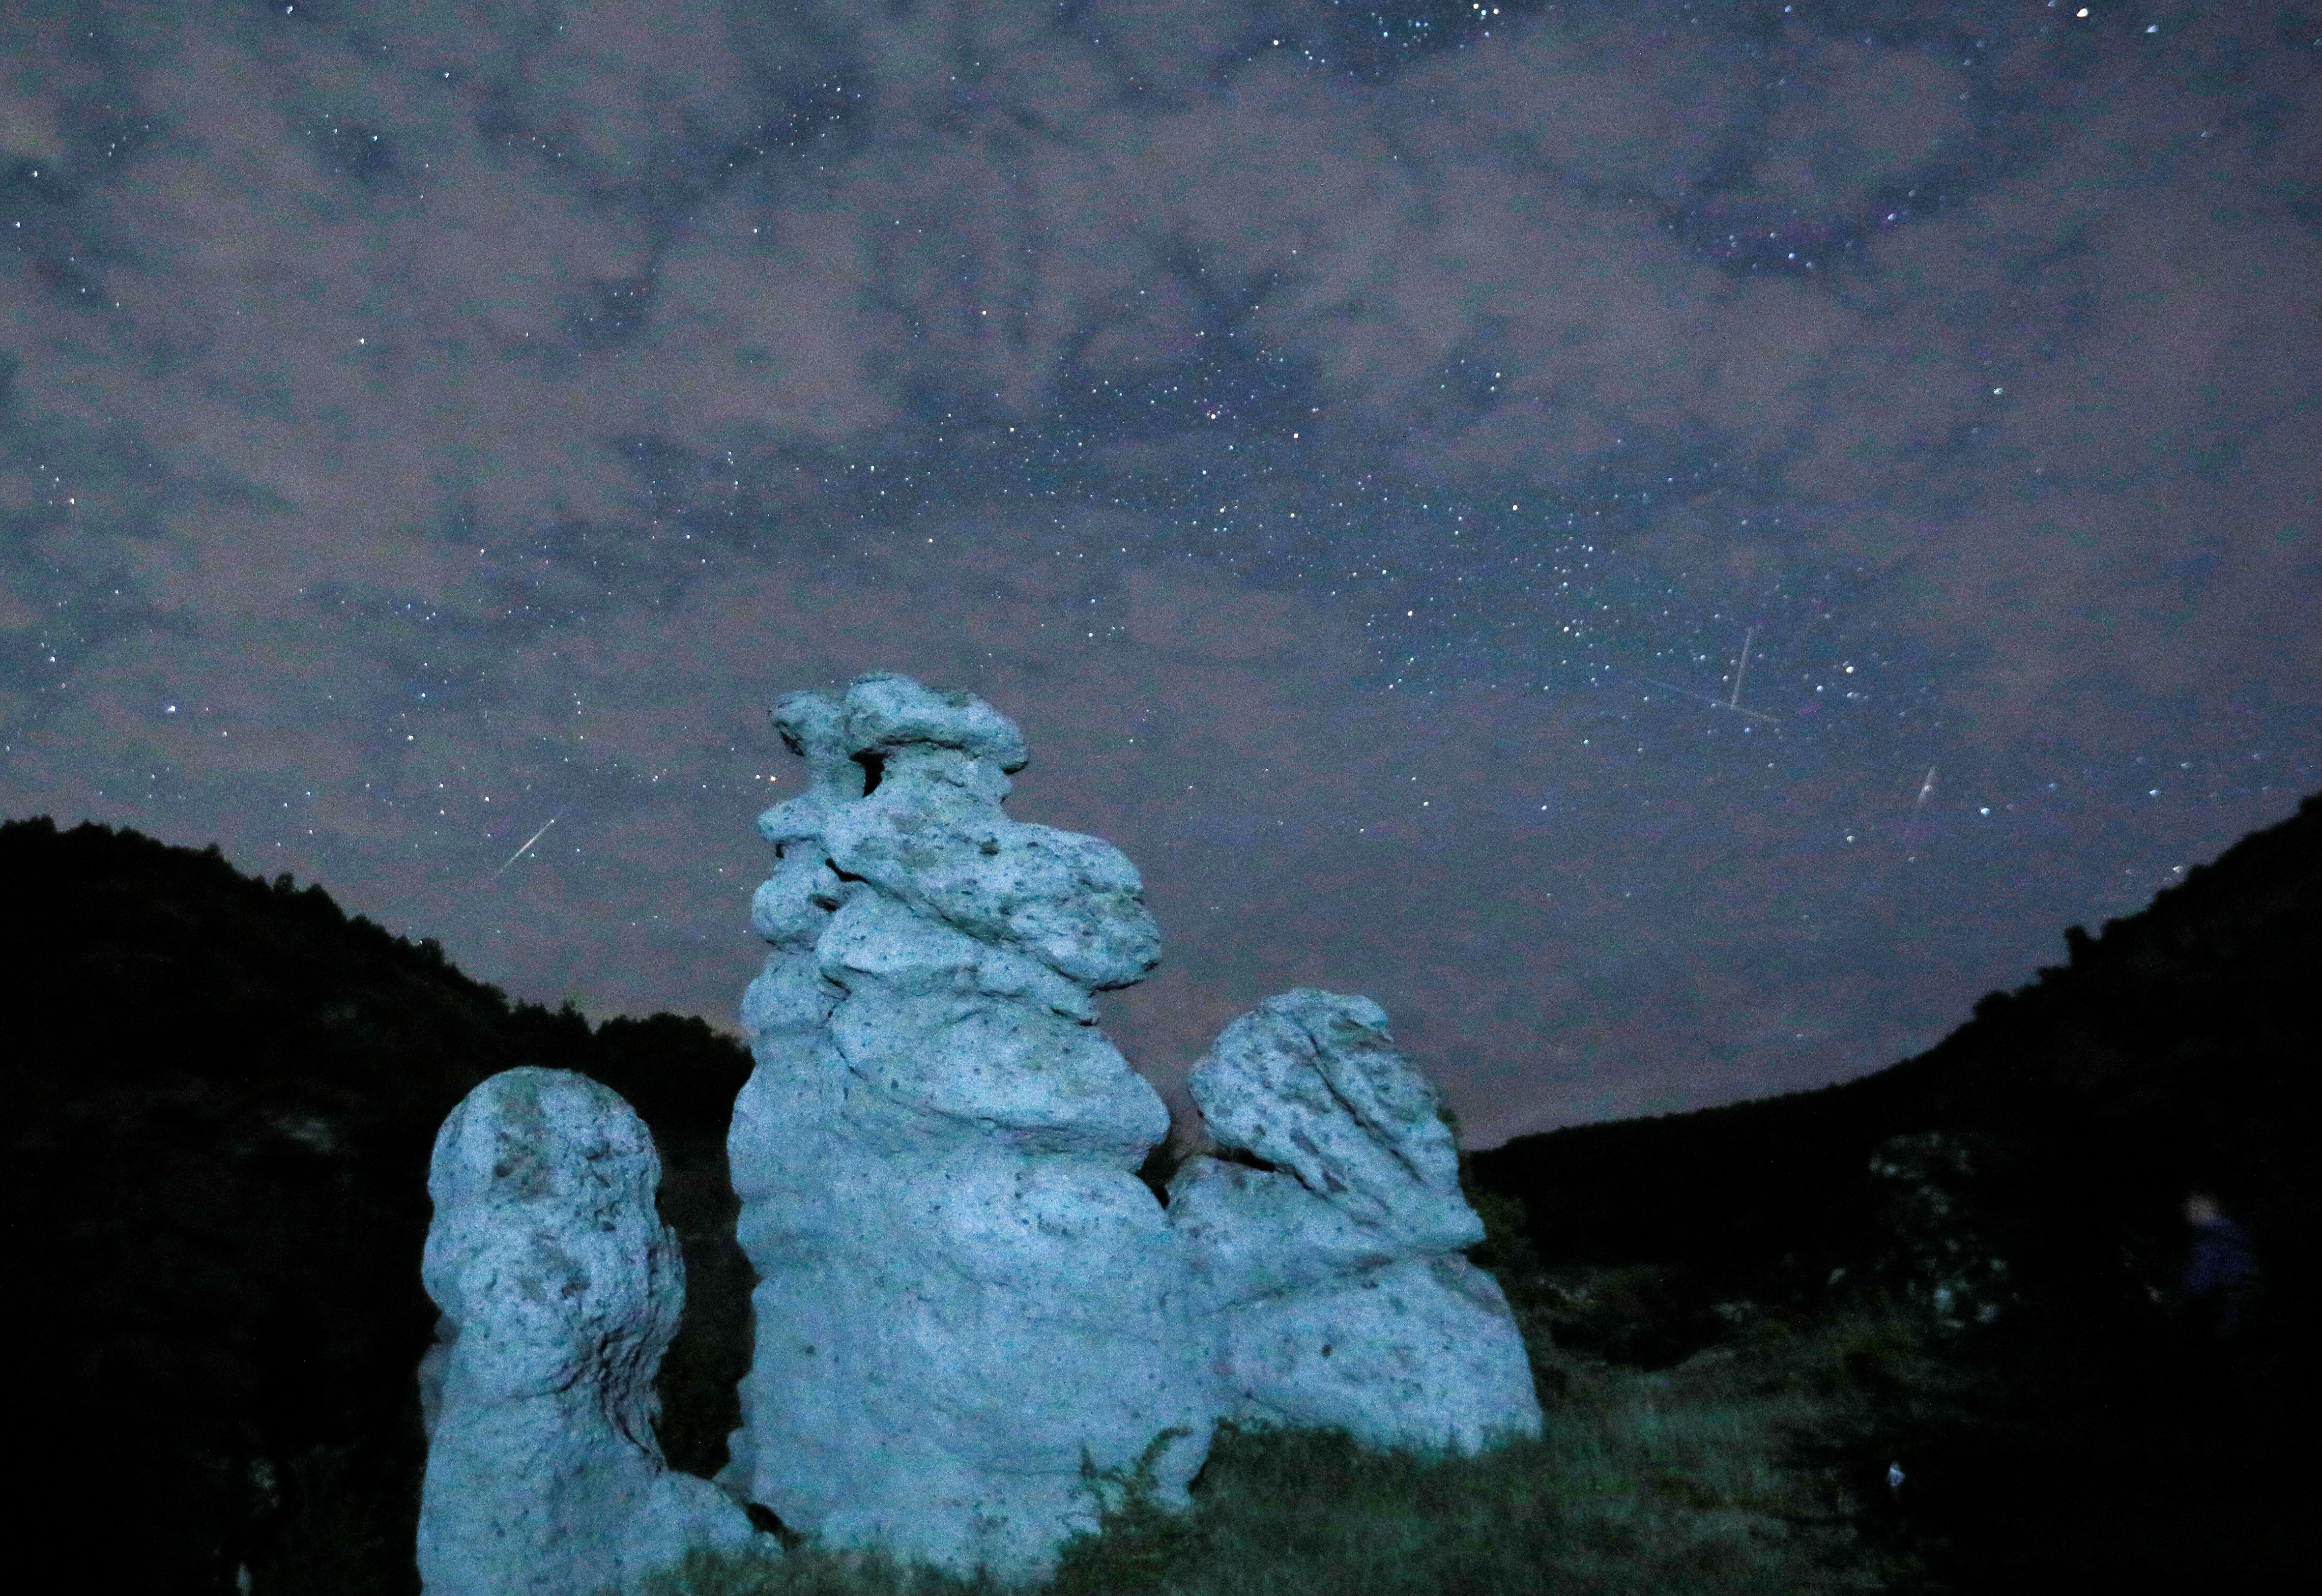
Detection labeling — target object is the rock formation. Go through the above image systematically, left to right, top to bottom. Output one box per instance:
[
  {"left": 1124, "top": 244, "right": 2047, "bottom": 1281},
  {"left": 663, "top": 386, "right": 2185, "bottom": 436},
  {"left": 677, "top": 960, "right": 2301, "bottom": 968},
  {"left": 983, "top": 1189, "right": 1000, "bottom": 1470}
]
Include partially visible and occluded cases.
[
  {"left": 724, "top": 673, "right": 1214, "bottom": 1583},
  {"left": 1167, "top": 990, "right": 1543, "bottom": 1454},
  {"left": 417, "top": 1068, "right": 762, "bottom": 1596}
]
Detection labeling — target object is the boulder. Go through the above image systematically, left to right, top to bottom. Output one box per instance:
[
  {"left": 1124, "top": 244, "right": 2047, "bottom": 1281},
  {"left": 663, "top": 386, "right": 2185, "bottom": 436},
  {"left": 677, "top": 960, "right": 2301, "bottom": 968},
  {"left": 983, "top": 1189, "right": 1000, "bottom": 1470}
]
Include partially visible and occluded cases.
[
  {"left": 725, "top": 673, "right": 1212, "bottom": 1584},
  {"left": 1167, "top": 989, "right": 1543, "bottom": 1454},
  {"left": 417, "top": 1068, "right": 762, "bottom": 1596}
]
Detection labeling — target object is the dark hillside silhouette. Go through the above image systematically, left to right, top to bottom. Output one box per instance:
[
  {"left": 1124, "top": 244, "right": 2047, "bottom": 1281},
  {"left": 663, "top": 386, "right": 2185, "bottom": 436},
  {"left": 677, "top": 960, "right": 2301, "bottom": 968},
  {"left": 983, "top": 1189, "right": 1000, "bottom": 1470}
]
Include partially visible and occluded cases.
[
  {"left": 1469, "top": 788, "right": 2321, "bottom": 1306},
  {"left": 1467, "top": 789, "right": 2322, "bottom": 1589},
  {"left": 1, "top": 816, "right": 754, "bottom": 1596}
]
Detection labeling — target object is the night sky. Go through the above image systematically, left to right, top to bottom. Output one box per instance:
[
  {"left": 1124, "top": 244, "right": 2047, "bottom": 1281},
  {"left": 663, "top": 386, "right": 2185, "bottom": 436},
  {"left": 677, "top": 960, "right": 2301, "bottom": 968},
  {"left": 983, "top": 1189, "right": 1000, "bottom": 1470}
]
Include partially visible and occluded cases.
[{"left": 4, "top": 1, "right": 2316, "bottom": 1148}]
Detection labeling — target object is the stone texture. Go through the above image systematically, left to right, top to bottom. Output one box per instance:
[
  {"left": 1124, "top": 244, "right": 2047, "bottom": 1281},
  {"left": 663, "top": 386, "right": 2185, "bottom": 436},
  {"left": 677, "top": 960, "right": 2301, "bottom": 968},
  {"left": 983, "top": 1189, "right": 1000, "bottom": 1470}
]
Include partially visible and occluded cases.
[
  {"left": 725, "top": 673, "right": 1212, "bottom": 1584},
  {"left": 1168, "top": 989, "right": 1543, "bottom": 1454},
  {"left": 418, "top": 1068, "right": 762, "bottom": 1596}
]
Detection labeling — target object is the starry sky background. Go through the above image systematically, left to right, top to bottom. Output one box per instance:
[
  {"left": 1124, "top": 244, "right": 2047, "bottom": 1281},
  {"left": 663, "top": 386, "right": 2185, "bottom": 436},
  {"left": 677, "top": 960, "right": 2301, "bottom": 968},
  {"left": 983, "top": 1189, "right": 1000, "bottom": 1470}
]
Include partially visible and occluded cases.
[{"left": 4, "top": 0, "right": 2317, "bottom": 1148}]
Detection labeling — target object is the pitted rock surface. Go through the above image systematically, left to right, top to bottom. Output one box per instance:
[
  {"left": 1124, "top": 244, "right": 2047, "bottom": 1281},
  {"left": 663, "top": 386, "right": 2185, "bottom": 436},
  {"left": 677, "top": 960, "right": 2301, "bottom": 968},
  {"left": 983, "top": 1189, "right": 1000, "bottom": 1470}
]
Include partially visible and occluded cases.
[
  {"left": 725, "top": 673, "right": 1208, "bottom": 1584},
  {"left": 1168, "top": 990, "right": 1543, "bottom": 1455},
  {"left": 417, "top": 1068, "right": 761, "bottom": 1596}
]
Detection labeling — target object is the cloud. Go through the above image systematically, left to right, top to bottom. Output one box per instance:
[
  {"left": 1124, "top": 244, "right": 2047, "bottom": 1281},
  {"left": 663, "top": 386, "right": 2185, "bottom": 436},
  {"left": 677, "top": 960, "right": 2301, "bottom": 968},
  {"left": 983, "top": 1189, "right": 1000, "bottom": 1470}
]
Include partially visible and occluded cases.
[{"left": 1, "top": 1, "right": 2315, "bottom": 1143}]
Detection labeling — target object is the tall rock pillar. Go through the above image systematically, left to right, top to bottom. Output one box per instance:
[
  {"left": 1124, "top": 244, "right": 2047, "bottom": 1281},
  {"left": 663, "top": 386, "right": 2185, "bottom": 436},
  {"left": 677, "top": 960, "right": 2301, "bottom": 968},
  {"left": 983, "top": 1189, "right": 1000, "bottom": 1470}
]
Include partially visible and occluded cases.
[{"left": 724, "top": 673, "right": 1212, "bottom": 1583}]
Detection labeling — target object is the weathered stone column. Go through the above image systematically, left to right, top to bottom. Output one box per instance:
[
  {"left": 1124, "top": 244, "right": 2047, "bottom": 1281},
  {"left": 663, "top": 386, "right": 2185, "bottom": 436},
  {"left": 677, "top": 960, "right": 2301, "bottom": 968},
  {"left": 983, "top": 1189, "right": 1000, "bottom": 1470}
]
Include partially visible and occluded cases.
[
  {"left": 723, "top": 673, "right": 1213, "bottom": 1583},
  {"left": 418, "top": 1068, "right": 762, "bottom": 1596}
]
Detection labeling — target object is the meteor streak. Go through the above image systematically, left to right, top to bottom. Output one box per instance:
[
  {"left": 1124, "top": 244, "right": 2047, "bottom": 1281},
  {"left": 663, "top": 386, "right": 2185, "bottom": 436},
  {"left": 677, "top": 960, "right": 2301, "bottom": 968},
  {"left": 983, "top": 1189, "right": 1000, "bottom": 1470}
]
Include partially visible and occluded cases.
[
  {"left": 1729, "top": 626, "right": 1755, "bottom": 710},
  {"left": 1620, "top": 628, "right": 1779, "bottom": 724},
  {"left": 1630, "top": 672, "right": 1782, "bottom": 722},
  {"left": 1904, "top": 766, "right": 1937, "bottom": 861},
  {"left": 488, "top": 811, "right": 565, "bottom": 883}
]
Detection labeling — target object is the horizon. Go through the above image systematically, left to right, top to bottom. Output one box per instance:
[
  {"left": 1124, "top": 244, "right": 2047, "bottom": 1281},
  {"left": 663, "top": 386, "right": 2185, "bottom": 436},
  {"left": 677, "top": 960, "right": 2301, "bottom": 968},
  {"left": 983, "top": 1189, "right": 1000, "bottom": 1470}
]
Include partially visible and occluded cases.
[{"left": 15, "top": 776, "right": 2311, "bottom": 1154}]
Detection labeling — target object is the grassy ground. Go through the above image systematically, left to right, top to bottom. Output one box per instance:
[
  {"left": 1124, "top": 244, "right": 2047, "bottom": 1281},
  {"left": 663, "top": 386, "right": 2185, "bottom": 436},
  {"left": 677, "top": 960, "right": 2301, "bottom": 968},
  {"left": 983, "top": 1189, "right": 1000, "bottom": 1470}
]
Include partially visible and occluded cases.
[{"left": 630, "top": 1273, "right": 1926, "bottom": 1596}]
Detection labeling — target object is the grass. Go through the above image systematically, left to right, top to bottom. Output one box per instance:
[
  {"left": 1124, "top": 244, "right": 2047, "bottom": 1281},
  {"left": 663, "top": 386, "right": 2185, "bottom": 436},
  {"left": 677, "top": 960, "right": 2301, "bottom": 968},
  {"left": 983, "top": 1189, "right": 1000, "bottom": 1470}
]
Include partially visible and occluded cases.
[{"left": 628, "top": 1274, "right": 1926, "bottom": 1596}]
